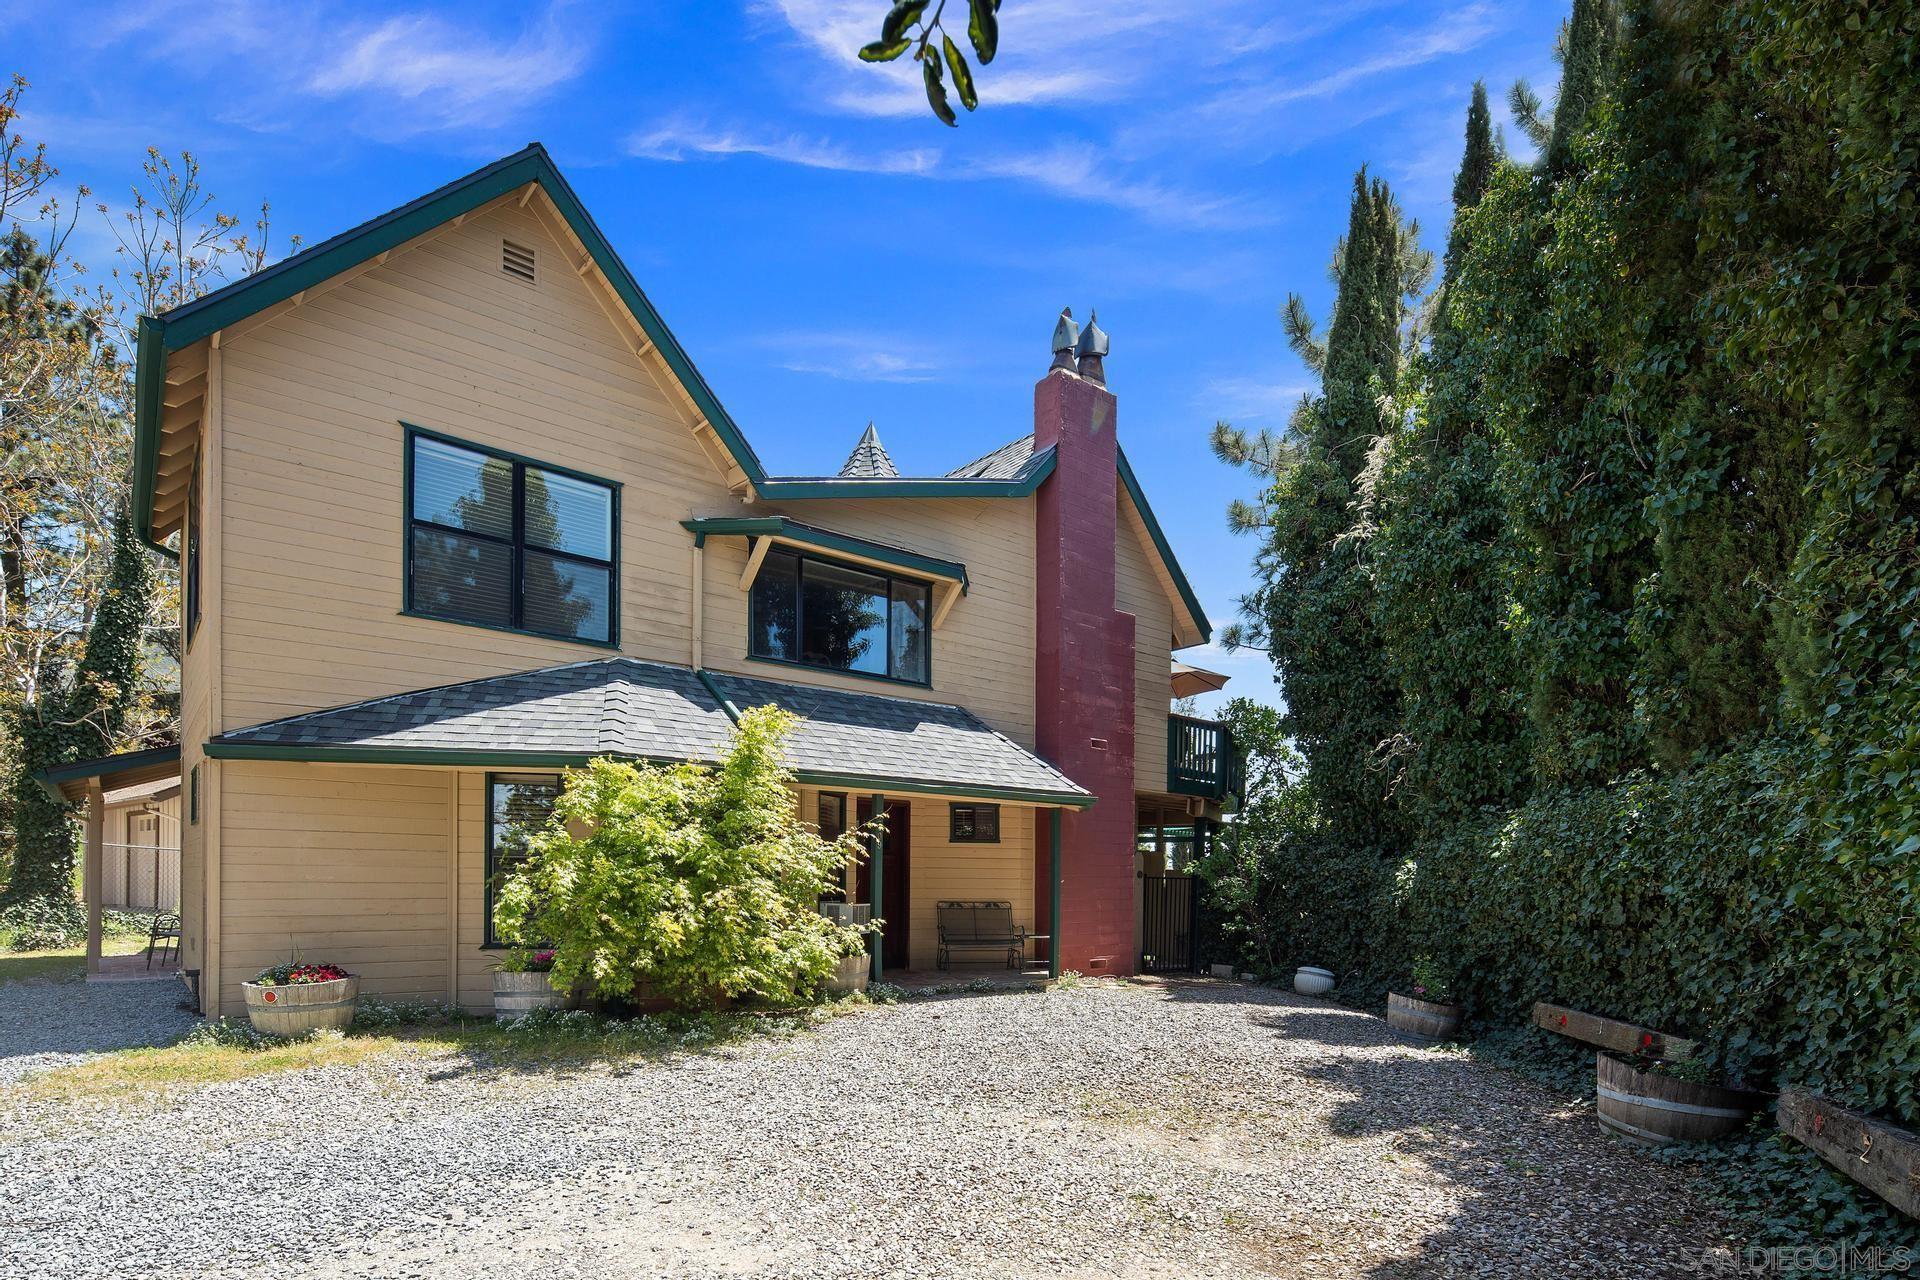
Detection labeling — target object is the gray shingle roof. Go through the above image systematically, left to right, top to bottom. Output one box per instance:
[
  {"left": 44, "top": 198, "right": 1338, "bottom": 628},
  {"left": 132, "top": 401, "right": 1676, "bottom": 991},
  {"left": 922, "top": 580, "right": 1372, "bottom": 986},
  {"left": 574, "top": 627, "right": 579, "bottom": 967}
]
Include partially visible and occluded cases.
[
  {"left": 837, "top": 423, "right": 899, "bottom": 478},
  {"left": 945, "top": 433, "right": 1035, "bottom": 480},
  {"left": 210, "top": 658, "right": 1088, "bottom": 803},
  {"left": 215, "top": 659, "right": 731, "bottom": 761},
  {"left": 706, "top": 671, "right": 1086, "bottom": 799}
]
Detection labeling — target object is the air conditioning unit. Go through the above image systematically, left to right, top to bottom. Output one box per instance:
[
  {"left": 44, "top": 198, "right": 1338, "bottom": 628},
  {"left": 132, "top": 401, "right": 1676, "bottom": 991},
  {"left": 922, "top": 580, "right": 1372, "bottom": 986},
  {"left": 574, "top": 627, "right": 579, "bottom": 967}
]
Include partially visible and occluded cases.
[{"left": 816, "top": 901, "right": 872, "bottom": 927}]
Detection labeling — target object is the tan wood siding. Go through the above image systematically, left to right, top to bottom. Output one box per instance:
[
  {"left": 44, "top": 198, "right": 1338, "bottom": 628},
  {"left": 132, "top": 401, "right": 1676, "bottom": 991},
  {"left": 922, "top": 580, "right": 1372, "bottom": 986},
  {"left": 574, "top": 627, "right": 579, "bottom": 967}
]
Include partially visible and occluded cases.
[
  {"left": 213, "top": 202, "right": 730, "bottom": 731},
  {"left": 1116, "top": 493, "right": 1175, "bottom": 796},
  {"left": 216, "top": 762, "right": 452, "bottom": 1015},
  {"left": 903, "top": 800, "right": 1035, "bottom": 972}
]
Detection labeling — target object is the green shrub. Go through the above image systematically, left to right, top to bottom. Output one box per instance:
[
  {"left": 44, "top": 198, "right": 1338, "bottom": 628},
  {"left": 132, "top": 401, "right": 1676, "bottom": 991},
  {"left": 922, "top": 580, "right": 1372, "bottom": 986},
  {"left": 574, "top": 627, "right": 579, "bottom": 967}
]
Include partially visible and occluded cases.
[
  {"left": 494, "top": 706, "right": 874, "bottom": 1010},
  {"left": 1403, "top": 738, "right": 1919, "bottom": 1125},
  {"left": 0, "top": 897, "right": 84, "bottom": 950}
]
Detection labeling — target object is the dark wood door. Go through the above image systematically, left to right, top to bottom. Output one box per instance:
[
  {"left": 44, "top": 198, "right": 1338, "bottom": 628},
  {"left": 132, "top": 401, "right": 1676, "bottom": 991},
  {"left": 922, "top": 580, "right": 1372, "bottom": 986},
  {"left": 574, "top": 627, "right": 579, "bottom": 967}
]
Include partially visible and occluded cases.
[{"left": 855, "top": 798, "right": 910, "bottom": 969}]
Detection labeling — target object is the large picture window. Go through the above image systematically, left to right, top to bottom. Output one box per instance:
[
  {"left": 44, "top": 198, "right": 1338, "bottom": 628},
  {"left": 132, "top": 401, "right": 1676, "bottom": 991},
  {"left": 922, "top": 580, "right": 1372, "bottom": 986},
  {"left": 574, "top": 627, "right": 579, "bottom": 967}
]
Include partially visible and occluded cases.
[
  {"left": 405, "top": 427, "right": 618, "bottom": 646},
  {"left": 749, "top": 548, "right": 931, "bottom": 684},
  {"left": 485, "top": 774, "right": 563, "bottom": 946}
]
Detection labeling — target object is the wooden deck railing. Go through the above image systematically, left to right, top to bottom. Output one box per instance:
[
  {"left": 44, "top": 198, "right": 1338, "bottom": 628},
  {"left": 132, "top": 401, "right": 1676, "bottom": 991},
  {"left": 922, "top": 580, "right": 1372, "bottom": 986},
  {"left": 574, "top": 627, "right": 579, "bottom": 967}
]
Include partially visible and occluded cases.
[{"left": 1167, "top": 715, "right": 1240, "bottom": 802}]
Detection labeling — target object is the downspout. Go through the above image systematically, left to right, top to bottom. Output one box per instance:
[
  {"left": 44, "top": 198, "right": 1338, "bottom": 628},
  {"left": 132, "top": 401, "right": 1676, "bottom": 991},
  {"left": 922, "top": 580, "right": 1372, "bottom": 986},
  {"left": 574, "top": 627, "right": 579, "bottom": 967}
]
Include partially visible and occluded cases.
[
  {"left": 689, "top": 532, "right": 705, "bottom": 670},
  {"left": 1049, "top": 809, "right": 1062, "bottom": 980}
]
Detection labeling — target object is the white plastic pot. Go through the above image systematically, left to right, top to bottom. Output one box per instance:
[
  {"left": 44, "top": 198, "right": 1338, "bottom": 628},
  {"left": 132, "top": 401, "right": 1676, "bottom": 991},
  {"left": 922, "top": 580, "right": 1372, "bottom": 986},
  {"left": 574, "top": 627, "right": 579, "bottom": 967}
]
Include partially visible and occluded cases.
[{"left": 1294, "top": 966, "right": 1336, "bottom": 996}]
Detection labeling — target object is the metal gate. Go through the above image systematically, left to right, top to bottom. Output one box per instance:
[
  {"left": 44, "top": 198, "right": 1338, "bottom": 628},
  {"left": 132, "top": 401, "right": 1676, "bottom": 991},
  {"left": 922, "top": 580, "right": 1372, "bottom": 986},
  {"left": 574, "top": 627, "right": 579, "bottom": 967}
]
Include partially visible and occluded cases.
[{"left": 1139, "top": 872, "right": 1197, "bottom": 974}]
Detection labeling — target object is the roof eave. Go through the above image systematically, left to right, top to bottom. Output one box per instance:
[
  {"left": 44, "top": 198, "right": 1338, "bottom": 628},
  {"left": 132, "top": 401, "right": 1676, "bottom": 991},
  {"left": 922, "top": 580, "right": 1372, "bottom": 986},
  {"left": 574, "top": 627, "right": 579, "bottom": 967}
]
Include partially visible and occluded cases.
[
  {"left": 1116, "top": 446, "right": 1211, "bottom": 645},
  {"left": 203, "top": 739, "right": 1092, "bottom": 808}
]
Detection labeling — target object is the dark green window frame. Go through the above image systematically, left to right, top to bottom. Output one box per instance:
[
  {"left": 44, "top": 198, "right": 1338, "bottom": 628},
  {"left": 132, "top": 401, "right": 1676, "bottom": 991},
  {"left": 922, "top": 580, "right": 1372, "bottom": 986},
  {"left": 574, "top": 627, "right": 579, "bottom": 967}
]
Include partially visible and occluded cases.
[
  {"left": 402, "top": 424, "right": 621, "bottom": 649},
  {"left": 185, "top": 463, "right": 202, "bottom": 643},
  {"left": 747, "top": 546, "right": 933, "bottom": 687},
  {"left": 189, "top": 765, "right": 199, "bottom": 824},
  {"left": 484, "top": 772, "right": 563, "bottom": 948},
  {"left": 817, "top": 791, "right": 849, "bottom": 900},
  {"left": 950, "top": 803, "right": 1000, "bottom": 843}
]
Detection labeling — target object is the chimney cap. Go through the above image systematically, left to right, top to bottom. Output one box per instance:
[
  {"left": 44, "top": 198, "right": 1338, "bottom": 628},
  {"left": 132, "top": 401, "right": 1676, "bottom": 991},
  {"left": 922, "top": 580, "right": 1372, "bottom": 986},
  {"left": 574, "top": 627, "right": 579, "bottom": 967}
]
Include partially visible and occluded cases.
[
  {"left": 1052, "top": 307, "right": 1082, "bottom": 372},
  {"left": 1074, "top": 309, "right": 1109, "bottom": 359}
]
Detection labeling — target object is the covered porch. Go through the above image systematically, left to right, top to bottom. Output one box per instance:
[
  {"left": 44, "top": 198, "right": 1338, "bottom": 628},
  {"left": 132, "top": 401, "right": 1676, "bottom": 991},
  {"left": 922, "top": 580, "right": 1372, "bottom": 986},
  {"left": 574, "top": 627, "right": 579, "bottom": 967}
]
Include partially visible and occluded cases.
[{"left": 37, "top": 744, "right": 184, "bottom": 984}]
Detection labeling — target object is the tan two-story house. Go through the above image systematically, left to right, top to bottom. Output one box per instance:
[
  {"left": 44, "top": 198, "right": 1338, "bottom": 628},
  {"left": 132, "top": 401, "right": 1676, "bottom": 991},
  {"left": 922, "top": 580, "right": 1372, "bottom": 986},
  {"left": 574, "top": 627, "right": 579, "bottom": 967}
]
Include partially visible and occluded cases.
[{"left": 43, "top": 145, "right": 1235, "bottom": 1015}]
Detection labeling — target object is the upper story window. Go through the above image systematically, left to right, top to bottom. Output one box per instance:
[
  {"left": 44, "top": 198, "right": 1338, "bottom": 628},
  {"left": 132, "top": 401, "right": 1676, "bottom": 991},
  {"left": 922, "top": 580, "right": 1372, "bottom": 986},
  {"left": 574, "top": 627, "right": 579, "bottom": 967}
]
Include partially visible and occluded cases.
[
  {"left": 404, "top": 427, "right": 619, "bottom": 647},
  {"left": 749, "top": 548, "right": 930, "bottom": 685}
]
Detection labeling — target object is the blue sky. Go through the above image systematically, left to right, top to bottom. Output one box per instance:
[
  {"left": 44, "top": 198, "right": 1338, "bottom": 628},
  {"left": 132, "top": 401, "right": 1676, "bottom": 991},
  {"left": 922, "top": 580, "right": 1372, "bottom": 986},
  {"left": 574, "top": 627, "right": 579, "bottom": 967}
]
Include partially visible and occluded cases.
[{"left": 13, "top": 0, "right": 1565, "bottom": 715}]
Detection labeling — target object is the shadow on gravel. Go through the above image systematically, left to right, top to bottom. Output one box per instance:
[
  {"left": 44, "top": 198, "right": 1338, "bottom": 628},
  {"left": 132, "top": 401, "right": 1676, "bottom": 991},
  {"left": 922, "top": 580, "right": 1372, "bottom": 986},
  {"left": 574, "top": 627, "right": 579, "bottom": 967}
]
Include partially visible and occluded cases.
[{"left": 1136, "top": 979, "right": 1729, "bottom": 1274}]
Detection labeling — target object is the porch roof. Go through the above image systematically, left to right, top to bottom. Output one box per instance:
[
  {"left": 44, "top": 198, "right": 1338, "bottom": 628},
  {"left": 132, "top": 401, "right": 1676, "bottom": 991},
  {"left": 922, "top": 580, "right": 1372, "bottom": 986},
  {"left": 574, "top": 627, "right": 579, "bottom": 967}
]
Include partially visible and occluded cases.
[
  {"left": 204, "top": 658, "right": 1092, "bottom": 808},
  {"left": 36, "top": 744, "right": 181, "bottom": 804}
]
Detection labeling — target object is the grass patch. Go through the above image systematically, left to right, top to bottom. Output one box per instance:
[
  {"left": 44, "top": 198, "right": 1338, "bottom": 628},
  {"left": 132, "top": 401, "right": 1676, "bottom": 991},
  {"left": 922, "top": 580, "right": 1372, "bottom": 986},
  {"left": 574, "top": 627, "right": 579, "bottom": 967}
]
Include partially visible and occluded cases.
[
  {"left": 0, "top": 934, "right": 149, "bottom": 985},
  {"left": 6, "top": 994, "right": 877, "bottom": 1106}
]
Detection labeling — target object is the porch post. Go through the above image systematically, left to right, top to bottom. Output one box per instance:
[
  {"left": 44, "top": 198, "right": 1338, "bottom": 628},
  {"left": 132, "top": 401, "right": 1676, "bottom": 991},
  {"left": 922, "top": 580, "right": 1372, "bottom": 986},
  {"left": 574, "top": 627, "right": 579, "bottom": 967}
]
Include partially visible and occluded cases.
[
  {"left": 84, "top": 778, "right": 105, "bottom": 979},
  {"left": 869, "top": 794, "right": 885, "bottom": 981},
  {"left": 1048, "top": 808, "right": 1062, "bottom": 980}
]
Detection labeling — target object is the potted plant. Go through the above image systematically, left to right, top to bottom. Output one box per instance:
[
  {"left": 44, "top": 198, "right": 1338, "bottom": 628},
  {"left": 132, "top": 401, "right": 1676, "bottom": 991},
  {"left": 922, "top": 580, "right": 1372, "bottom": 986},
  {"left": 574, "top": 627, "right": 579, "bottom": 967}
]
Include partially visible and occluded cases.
[
  {"left": 491, "top": 947, "right": 566, "bottom": 1022},
  {"left": 1386, "top": 957, "right": 1462, "bottom": 1041},
  {"left": 242, "top": 960, "right": 358, "bottom": 1036}
]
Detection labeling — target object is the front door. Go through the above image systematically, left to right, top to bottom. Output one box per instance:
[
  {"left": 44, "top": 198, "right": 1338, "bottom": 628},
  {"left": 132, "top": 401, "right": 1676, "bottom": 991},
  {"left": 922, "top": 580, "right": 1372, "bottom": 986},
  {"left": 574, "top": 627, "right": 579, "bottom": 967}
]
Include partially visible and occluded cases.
[
  {"left": 855, "top": 798, "right": 910, "bottom": 970},
  {"left": 130, "top": 812, "right": 161, "bottom": 911}
]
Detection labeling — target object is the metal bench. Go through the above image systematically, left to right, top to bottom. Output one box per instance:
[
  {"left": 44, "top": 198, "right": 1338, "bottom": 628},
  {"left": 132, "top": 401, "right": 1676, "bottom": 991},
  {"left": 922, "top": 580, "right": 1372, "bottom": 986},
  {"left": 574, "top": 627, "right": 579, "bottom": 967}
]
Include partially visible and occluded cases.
[{"left": 936, "top": 900, "right": 1026, "bottom": 971}]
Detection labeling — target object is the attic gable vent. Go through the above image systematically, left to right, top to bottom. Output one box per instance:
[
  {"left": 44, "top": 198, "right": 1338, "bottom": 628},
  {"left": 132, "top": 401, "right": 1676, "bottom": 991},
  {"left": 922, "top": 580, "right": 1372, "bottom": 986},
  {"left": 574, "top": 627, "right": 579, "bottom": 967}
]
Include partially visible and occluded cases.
[{"left": 501, "top": 239, "right": 538, "bottom": 284}]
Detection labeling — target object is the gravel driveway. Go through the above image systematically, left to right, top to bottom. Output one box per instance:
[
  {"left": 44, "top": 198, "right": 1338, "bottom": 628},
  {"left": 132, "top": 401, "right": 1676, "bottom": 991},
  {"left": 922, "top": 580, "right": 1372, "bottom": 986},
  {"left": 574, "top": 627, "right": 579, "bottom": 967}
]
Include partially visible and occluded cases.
[
  {"left": 0, "top": 975, "right": 198, "bottom": 1084},
  {"left": 0, "top": 980, "right": 1731, "bottom": 1278}
]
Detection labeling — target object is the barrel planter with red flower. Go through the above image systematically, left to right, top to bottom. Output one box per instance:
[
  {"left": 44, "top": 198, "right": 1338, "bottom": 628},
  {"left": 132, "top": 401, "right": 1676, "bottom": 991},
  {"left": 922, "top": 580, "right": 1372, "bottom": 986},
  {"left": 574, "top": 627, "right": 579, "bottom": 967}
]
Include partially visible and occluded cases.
[
  {"left": 492, "top": 948, "right": 567, "bottom": 1021},
  {"left": 242, "top": 962, "right": 359, "bottom": 1037},
  {"left": 1594, "top": 1052, "right": 1765, "bottom": 1146}
]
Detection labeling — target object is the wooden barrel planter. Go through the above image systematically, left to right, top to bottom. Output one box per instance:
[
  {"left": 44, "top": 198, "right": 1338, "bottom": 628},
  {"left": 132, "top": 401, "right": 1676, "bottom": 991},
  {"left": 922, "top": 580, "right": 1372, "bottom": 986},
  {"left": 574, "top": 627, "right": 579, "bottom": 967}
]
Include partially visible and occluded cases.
[
  {"left": 825, "top": 953, "right": 870, "bottom": 995},
  {"left": 493, "top": 970, "right": 566, "bottom": 1022},
  {"left": 242, "top": 975, "right": 359, "bottom": 1037},
  {"left": 1387, "top": 992, "right": 1462, "bottom": 1042},
  {"left": 1595, "top": 1052, "right": 1763, "bottom": 1146}
]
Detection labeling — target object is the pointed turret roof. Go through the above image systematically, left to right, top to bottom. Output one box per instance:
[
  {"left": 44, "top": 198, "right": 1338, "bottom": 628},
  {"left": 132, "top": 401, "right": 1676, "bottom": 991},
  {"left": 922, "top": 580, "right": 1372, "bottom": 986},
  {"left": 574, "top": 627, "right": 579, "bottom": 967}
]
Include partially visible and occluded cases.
[{"left": 837, "top": 422, "right": 899, "bottom": 478}]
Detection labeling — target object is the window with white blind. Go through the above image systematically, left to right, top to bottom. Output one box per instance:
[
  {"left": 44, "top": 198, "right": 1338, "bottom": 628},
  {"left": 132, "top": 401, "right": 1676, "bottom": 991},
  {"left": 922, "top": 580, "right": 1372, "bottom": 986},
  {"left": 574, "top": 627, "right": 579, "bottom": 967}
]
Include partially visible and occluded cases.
[{"left": 404, "top": 426, "right": 619, "bottom": 646}]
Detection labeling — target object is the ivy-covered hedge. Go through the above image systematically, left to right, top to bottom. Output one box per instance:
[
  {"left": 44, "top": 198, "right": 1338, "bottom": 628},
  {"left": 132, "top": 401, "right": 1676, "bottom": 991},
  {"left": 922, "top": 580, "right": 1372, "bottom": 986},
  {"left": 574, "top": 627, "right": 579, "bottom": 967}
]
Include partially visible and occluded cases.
[{"left": 1402, "top": 737, "right": 1919, "bottom": 1127}]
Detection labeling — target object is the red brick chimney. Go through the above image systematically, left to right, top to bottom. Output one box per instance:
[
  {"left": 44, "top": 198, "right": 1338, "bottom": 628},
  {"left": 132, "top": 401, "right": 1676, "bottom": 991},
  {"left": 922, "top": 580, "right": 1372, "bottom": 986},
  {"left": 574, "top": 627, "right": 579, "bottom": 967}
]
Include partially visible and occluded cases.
[{"left": 1033, "top": 309, "right": 1136, "bottom": 976}]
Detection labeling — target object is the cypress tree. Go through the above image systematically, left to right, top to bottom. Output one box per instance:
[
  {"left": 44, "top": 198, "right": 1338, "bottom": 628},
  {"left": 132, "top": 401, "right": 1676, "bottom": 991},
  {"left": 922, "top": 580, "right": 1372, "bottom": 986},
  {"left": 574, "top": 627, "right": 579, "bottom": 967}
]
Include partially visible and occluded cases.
[
  {"left": 1374, "top": 86, "right": 1533, "bottom": 829},
  {"left": 1251, "top": 171, "right": 1415, "bottom": 854}
]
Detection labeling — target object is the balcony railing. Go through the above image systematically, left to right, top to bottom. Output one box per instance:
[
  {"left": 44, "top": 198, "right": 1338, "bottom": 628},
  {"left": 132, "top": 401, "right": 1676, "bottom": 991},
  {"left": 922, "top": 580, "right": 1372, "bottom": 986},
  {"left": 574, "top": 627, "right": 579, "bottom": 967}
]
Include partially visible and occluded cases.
[{"left": 1167, "top": 714, "right": 1240, "bottom": 803}]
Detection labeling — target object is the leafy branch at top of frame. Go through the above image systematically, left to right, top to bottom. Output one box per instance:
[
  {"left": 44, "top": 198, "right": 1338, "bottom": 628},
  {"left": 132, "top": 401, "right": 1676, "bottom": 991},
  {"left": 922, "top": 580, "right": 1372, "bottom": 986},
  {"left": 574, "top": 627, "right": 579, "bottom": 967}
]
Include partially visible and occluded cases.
[{"left": 859, "top": 0, "right": 1001, "bottom": 127}]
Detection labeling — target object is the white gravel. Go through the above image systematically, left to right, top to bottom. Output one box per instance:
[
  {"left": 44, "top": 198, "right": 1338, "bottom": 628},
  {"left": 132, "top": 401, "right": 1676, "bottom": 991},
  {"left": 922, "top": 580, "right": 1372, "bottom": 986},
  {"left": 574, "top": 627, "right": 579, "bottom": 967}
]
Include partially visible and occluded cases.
[
  {"left": 0, "top": 976, "right": 199, "bottom": 1083},
  {"left": 0, "top": 979, "right": 1733, "bottom": 1278}
]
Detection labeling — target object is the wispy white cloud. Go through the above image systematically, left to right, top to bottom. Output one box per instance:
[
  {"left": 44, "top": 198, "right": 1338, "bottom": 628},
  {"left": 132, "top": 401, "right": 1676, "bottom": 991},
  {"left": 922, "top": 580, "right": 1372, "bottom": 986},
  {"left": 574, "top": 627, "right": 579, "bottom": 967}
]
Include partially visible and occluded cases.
[
  {"left": 74, "top": 1, "right": 593, "bottom": 141},
  {"left": 308, "top": 9, "right": 589, "bottom": 133},
  {"left": 629, "top": 117, "right": 939, "bottom": 175},
  {"left": 627, "top": 118, "right": 1264, "bottom": 229},
  {"left": 756, "top": 329, "right": 943, "bottom": 383},
  {"left": 1200, "top": 375, "right": 1315, "bottom": 422}
]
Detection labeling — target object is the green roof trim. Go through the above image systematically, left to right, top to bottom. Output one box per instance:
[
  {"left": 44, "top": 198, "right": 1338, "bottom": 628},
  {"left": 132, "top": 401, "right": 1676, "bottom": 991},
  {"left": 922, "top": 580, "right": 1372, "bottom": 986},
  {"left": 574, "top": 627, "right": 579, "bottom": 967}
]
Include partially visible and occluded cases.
[
  {"left": 132, "top": 143, "right": 770, "bottom": 552},
  {"left": 129, "top": 145, "right": 1206, "bottom": 641},
  {"left": 756, "top": 445, "right": 1056, "bottom": 500},
  {"left": 1117, "top": 445, "right": 1212, "bottom": 644},
  {"left": 680, "top": 516, "right": 969, "bottom": 592},
  {"left": 202, "top": 739, "right": 1092, "bottom": 807}
]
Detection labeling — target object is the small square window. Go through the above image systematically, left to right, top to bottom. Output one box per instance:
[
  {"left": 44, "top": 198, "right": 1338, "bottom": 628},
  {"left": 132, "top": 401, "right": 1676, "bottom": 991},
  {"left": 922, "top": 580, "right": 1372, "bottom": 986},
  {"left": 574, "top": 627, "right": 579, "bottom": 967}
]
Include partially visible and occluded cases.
[{"left": 950, "top": 803, "right": 1000, "bottom": 843}]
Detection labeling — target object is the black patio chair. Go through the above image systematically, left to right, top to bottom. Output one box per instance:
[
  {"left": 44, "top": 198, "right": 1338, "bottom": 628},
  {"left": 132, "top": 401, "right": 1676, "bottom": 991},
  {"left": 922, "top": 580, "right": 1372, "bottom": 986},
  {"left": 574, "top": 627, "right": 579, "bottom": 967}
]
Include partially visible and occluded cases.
[{"left": 146, "top": 913, "right": 180, "bottom": 969}]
